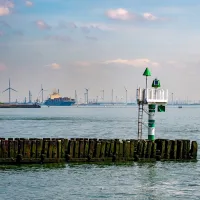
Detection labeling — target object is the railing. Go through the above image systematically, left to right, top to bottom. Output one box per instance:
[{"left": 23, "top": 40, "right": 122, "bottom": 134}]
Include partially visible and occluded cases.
[
  {"left": 136, "top": 88, "right": 168, "bottom": 104},
  {"left": 146, "top": 88, "right": 168, "bottom": 103}
]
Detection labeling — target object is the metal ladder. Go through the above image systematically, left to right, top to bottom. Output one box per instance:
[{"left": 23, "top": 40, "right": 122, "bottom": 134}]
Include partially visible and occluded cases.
[{"left": 138, "top": 102, "right": 144, "bottom": 139}]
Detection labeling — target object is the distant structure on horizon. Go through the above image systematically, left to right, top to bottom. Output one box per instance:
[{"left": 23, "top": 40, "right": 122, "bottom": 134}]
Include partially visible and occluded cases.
[{"left": 2, "top": 79, "right": 17, "bottom": 104}]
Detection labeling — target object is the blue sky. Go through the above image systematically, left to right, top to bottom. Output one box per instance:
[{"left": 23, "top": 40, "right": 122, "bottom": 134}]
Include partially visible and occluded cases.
[{"left": 0, "top": 0, "right": 200, "bottom": 103}]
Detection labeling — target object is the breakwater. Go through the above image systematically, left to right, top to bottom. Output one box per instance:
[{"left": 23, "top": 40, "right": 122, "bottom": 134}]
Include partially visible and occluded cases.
[
  {"left": 0, "top": 104, "right": 41, "bottom": 108},
  {"left": 0, "top": 138, "right": 197, "bottom": 164}
]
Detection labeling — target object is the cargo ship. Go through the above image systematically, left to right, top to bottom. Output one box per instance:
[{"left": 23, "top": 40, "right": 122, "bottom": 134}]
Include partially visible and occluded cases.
[{"left": 44, "top": 90, "right": 75, "bottom": 106}]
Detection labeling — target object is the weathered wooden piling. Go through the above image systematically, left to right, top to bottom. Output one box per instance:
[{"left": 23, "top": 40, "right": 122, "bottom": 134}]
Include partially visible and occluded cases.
[{"left": 0, "top": 138, "right": 198, "bottom": 164}]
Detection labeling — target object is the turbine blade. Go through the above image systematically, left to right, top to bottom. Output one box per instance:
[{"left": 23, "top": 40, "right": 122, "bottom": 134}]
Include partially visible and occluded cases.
[
  {"left": 2, "top": 88, "right": 9, "bottom": 93},
  {"left": 10, "top": 88, "right": 17, "bottom": 92}
]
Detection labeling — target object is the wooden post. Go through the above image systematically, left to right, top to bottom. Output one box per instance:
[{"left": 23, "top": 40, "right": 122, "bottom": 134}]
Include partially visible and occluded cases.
[
  {"left": 24, "top": 139, "right": 31, "bottom": 158},
  {"left": 36, "top": 139, "right": 43, "bottom": 158},
  {"left": 43, "top": 139, "right": 49, "bottom": 158},
  {"left": 68, "top": 139, "right": 75, "bottom": 158},
  {"left": 74, "top": 139, "right": 79, "bottom": 158},
  {"left": 115, "top": 139, "right": 120, "bottom": 159},
  {"left": 2, "top": 140, "right": 8, "bottom": 158},
  {"left": 9, "top": 140, "right": 15, "bottom": 159},
  {"left": 18, "top": 140, "right": 24, "bottom": 156},
  {"left": 31, "top": 140, "right": 37, "bottom": 159},
  {"left": 48, "top": 140, "right": 53, "bottom": 159},
  {"left": 52, "top": 140, "right": 57, "bottom": 159},
  {"left": 57, "top": 140, "right": 62, "bottom": 158},
  {"left": 79, "top": 140, "right": 84, "bottom": 158},
  {"left": 84, "top": 140, "right": 89, "bottom": 158},
  {"left": 100, "top": 140, "right": 106, "bottom": 159},
  {"left": 109, "top": 140, "right": 115, "bottom": 157},
  {"left": 123, "top": 140, "right": 127, "bottom": 158},
  {"left": 126, "top": 140, "right": 130, "bottom": 160},
  {"left": 130, "top": 140, "right": 135, "bottom": 159},
  {"left": 137, "top": 140, "right": 143, "bottom": 158},
  {"left": 143, "top": 140, "right": 148, "bottom": 158},
  {"left": 160, "top": 140, "right": 166, "bottom": 159},
  {"left": 165, "top": 140, "right": 172, "bottom": 160},
  {"left": 171, "top": 140, "right": 177, "bottom": 160},
  {"left": 177, "top": 140, "right": 183, "bottom": 160},
  {"left": 182, "top": 140, "right": 190, "bottom": 159},
  {"left": 95, "top": 141, "right": 101, "bottom": 158},
  {"left": 105, "top": 141, "right": 111, "bottom": 157},
  {"left": 119, "top": 141, "right": 123, "bottom": 159},
  {"left": 146, "top": 141, "right": 152, "bottom": 159},
  {"left": 190, "top": 141, "right": 198, "bottom": 160},
  {"left": 151, "top": 142, "right": 156, "bottom": 159}
]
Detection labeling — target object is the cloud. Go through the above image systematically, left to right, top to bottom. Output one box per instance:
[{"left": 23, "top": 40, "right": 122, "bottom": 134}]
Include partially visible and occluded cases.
[
  {"left": 0, "top": 0, "right": 14, "bottom": 16},
  {"left": 25, "top": 1, "right": 33, "bottom": 7},
  {"left": 0, "top": 7, "right": 9, "bottom": 16},
  {"left": 106, "top": 8, "right": 161, "bottom": 22},
  {"left": 106, "top": 8, "right": 132, "bottom": 20},
  {"left": 143, "top": 13, "right": 157, "bottom": 21},
  {"left": 36, "top": 20, "right": 51, "bottom": 30},
  {"left": 0, "top": 21, "right": 11, "bottom": 28},
  {"left": 58, "top": 21, "right": 77, "bottom": 30},
  {"left": 58, "top": 21, "right": 113, "bottom": 32},
  {"left": 85, "top": 36, "right": 98, "bottom": 41},
  {"left": 103, "top": 58, "right": 159, "bottom": 67},
  {"left": 74, "top": 61, "right": 91, "bottom": 67},
  {"left": 0, "top": 63, "right": 6, "bottom": 71},
  {"left": 45, "top": 63, "right": 61, "bottom": 70}
]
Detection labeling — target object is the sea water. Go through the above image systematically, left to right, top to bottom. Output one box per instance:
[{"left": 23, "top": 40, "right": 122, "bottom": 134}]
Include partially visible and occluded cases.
[{"left": 0, "top": 106, "right": 200, "bottom": 200}]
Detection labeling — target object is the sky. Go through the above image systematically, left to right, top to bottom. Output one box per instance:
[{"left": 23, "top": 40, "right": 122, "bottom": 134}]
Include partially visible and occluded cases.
[{"left": 0, "top": 0, "right": 200, "bottom": 103}]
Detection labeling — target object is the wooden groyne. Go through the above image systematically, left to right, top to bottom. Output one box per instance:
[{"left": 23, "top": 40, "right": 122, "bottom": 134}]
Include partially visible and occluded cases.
[
  {"left": 0, "top": 104, "right": 41, "bottom": 108},
  {"left": 0, "top": 138, "right": 198, "bottom": 164}
]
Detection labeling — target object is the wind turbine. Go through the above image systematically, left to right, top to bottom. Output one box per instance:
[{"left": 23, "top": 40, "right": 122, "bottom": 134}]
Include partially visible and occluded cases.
[
  {"left": 2, "top": 79, "right": 17, "bottom": 104},
  {"left": 38, "top": 84, "right": 47, "bottom": 103},
  {"left": 124, "top": 86, "right": 128, "bottom": 105},
  {"left": 85, "top": 88, "right": 89, "bottom": 104},
  {"left": 100, "top": 89, "right": 104, "bottom": 101},
  {"left": 111, "top": 89, "right": 114, "bottom": 104},
  {"left": 29, "top": 90, "right": 32, "bottom": 103},
  {"left": 75, "top": 90, "right": 78, "bottom": 104}
]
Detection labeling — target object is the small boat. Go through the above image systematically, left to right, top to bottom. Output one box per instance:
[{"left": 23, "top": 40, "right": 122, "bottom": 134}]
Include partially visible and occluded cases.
[{"left": 178, "top": 105, "right": 182, "bottom": 108}]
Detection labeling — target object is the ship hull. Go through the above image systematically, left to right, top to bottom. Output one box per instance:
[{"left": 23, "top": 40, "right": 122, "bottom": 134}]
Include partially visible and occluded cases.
[{"left": 44, "top": 101, "right": 75, "bottom": 106}]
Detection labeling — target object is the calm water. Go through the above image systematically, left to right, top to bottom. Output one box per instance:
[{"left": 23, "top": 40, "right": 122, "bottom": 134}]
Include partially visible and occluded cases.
[{"left": 0, "top": 106, "right": 200, "bottom": 200}]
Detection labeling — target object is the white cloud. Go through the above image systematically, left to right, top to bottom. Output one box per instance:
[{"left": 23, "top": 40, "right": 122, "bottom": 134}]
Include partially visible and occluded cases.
[
  {"left": 0, "top": 0, "right": 14, "bottom": 16},
  {"left": 26, "top": 1, "right": 33, "bottom": 7},
  {"left": 0, "top": 7, "right": 9, "bottom": 16},
  {"left": 106, "top": 8, "right": 132, "bottom": 20},
  {"left": 106, "top": 8, "right": 161, "bottom": 22},
  {"left": 143, "top": 13, "right": 157, "bottom": 21},
  {"left": 36, "top": 20, "right": 51, "bottom": 30},
  {"left": 103, "top": 58, "right": 159, "bottom": 67},
  {"left": 74, "top": 61, "right": 91, "bottom": 67},
  {"left": 0, "top": 63, "right": 6, "bottom": 71},
  {"left": 45, "top": 63, "right": 61, "bottom": 70},
  {"left": 51, "top": 63, "right": 60, "bottom": 69}
]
